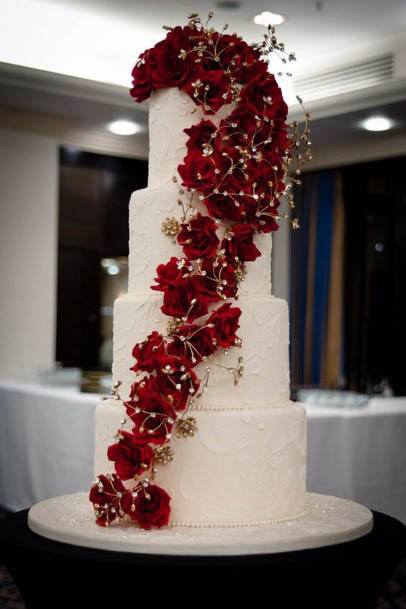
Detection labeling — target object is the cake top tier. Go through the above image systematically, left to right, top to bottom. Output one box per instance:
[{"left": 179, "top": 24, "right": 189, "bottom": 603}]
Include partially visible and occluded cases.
[
  {"left": 129, "top": 19, "right": 299, "bottom": 237},
  {"left": 148, "top": 86, "right": 230, "bottom": 189}
]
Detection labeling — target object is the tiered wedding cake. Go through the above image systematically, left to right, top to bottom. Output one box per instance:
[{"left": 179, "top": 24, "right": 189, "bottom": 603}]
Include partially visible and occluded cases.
[
  {"left": 28, "top": 14, "right": 373, "bottom": 552},
  {"left": 94, "top": 86, "right": 307, "bottom": 526}
]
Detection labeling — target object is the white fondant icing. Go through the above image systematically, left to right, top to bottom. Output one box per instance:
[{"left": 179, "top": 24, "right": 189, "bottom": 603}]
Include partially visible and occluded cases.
[
  {"left": 94, "top": 86, "right": 306, "bottom": 527},
  {"left": 148, "top": 87, "right": 233, "bottom": 189},
  {"left": 128, "top": 187, "right": 272, "bottom": 296},
  {"left": 112, "top": 292, "right": 290, "bottom": 407},
  {"left": 94, "top": 400, "right": 306, "bottom": 525}
]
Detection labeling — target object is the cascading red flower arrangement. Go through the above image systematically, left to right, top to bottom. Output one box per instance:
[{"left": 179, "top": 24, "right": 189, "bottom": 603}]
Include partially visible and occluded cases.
[{"left": 90, "top": 13, "right": 310, "bottom": 528}]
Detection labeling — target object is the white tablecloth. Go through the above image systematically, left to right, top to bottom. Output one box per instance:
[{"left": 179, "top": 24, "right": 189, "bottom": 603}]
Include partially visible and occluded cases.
[
  {"left": 1, "top": 380, "right": 405, "bottom": 522},
  {"left": 0, "top": 381, "right": 97, "bottom": 511},
  {"left": 306, "top": 399, "right": 406, "bottom": 522}
]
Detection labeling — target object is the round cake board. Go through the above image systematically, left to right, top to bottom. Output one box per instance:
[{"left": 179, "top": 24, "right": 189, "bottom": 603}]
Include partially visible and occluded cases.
[{"left": 28, "top": 492, "right": 373, "bottom": 556}]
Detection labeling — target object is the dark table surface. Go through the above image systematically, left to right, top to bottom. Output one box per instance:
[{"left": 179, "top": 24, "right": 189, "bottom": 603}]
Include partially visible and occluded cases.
[{"left": 0, "top": 508, "right": 404, "bottom": 609}]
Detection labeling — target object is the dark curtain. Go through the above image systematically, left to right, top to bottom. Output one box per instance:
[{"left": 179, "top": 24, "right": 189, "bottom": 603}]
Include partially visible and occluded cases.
[
  {"left": 290, "top": 157, "right": 406, "bottom": 396},
  {"left": 290, "top": 170, "right": 344, "bottom": 390}
]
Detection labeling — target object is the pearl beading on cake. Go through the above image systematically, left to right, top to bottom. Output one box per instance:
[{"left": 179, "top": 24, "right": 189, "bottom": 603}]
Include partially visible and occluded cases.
[
  {"left": 188, "top": 401, "right": 290, "bottom": 411},
  {"left": 168, "top": 508, "right": 307, "bottom": 528}
]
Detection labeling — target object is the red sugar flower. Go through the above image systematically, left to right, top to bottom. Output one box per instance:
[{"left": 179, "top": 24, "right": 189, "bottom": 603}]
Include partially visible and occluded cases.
[
  {"left": 147, "top": 26, "right": 194, "bottom": 89},
  {"left": 129, "top": 51, "right": 153, "bottom": 103},
  {"left": 183, "top": 67, "right": 233, "bottom": 113},
  {"left": 241, "top": 73, "right": 288, "bottom": 122},
  {"left": 184, "top": 119, "right": 218, "bottom": 153},
  {"left": 178, "top": 152, "right": 219, "bottom": 191},
  {"left": 203, "top": 192, "right": 245, "bottom": 222},
  {"left": 177, "top": 212, "right": 219, "bottom": 260},
  {"left": 222, "top": 223, "right": 261, "bottom": 263},
  {"left": 152, "top": 257, "right": 193, "bottom": 292},
  {"left": 199, "top": 257, "right": 238, "bottom": 300},
  {"left": 161, "top": 275, "right": 215, "bottom": 322},
  {"left": 207, "top": 303, "right": 241, "bottom": 348},
  {"left": 168, "top": 322, "right": 216, "bottom": 364},
  {"left": 131, "top": 331, "right": 165, "bottom": 373},
  {"left": 155, "top": 354, "right": 200, "bottom": 410},
  {"left": 125, "top": 378, "right": 175, "bottom": 445},
  {"left": 107, "top": 431, "right": 154, "bottom": 480},
  {"left": 89, "top": 474, "right": 127, "bottom": 527},
  {"left": 123, "top": 483, "right": 171, "bottom": 529}
]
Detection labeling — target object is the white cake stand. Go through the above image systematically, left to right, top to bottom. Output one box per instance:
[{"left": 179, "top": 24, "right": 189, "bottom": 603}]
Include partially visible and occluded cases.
[{"left": 28, "top": 492, "right": 373, "bottom": 556}]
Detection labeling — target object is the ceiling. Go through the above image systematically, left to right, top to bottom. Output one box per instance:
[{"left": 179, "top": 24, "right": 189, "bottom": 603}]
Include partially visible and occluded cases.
[
  {"left": 1, "top": 0, "right": 406, "bottom": 163},
  {"left": 2, "top": 0, "right": 406, "bottom": 88},
  {"left": 310, "top": 97, "right": 406, "bottom": 147}
]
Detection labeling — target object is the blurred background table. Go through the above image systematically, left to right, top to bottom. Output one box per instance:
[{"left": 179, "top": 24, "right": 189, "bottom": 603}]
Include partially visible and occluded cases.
[{"left": 1, "top": 379, "right": 405, "bottom": 522}]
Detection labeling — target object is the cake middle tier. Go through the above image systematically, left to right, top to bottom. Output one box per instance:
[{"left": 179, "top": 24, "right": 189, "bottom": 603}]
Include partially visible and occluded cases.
[
  {"left": 128, "top": 186, "right": 273, "bottom": 296},
  {"left": 113, "top": 292, "right": 290, "bottom": 407}
]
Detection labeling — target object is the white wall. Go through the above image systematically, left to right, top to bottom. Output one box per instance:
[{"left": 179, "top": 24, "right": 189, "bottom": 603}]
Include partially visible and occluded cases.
[{"left": 0, "top": 129, "right": 58, "bottom": 380}]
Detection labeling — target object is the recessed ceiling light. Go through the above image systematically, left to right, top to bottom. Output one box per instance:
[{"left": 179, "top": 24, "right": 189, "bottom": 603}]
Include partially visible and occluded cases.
[
  {"left": 253, "top": 11, "right": 285, "bottom": 26},
  {"left": 360, "top": 116, "right": 394, "bottom": 132},
  {"left": 108, "top": 120, "right": 140, "bottom": 136},
  {"left": 107, "top": 263, "right": 120, "bottom": 276}
]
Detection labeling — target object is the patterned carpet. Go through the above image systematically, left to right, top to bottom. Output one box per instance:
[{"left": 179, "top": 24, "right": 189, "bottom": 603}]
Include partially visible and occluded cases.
[
  {"left": 0, "top": 508, "right": 405, "bottom": 608},
  {"left": 0, "top": 566, "right": 26, "bottom": 609}
]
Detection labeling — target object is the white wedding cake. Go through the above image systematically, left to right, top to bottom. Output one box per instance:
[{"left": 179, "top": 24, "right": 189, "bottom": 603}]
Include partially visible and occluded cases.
[
  {"left": 27, "top": 16, "right": 373, "bottom": 551},
  {"left": 94, "top": 86, "right": 307, "bottom": 526}
]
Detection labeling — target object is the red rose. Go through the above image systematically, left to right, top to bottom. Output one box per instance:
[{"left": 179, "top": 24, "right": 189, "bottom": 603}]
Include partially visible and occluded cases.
[
  {"left": 140, "top": 26, "right": 195, "bottom": 92},
  {"left": 202, "top": 32, "right": 265, "bottom": 83},
  {"left": 208, "top": 34, "right": 255, "bottom": 72},
  {"left": 130, "top": 51, "right": 153, "bottom": 102},
  {"left": 237, "top": 56, "right": 268, "bottom": 85},
  {"left": 183, "top": 68, "right": 232, "bottom": 114},
  {"left": 241, "top": 73, "right": 288, "bottom": 122},
  {"left": 227, "top": 104, "right": 289, "bottom": 166},
  {"left": 227, "top": 105, "right": 262, "bottom": 139},
  {"left": 184, "top": 119, "right": 218, "bottom": 154},
  {"left": 178, "top": 150, "right": 219, "bottom": 191},
  {"left": 203, "top": 193, "right": 244, "bottom": 222},
  {"left": 250, "top": 200, "right": 280, "bottom": 233},
  {"left": 177, "top": 212, "right": 219, "bottom": 260},
  {"left": 222, "top": 223, "right": 261, "bottom": 262},
  {"left": 152, "top": 257, "right": 193, "bottom": 292},
  {"left": 199, "top": 257, "right": 238, "bottom": 300},
  {"left": 161, "top": 275, "right": 213, "bottom": 322},
  {"left": 207, "top": 303, "right": 241, "bottom": 348},
  {"left": 168, "top": 323, "right": 216, "bottom": 364},
  {"left": 131, "top": 331, "right": 165, "bottom": 373},
  {"left": 155, "top": 354, "right": 200, "bottom": 410},
  {"left": 126, "top": 375, "right": 171, "bottom": 412},
  {"left": 125, "top": 377, "right": 175, "bottom": 444},
  {"left": 128, "top": 377, "right": 153, "bottom": 401},
  {"left": 131, "top": 402, "right": 174, "bottom": 445},
  {"left": 107, "top": 431, "right": 154, "bottom": 480},
  {"left": 89, "top": 474, "right": 127, "bottom": 527},
  {"left": 123, "top": 483, "right": 171, "bottom": 529}
]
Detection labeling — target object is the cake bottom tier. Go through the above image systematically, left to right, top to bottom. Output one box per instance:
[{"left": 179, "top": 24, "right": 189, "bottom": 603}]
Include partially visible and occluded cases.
[{"left": 94, "top": 402, "right": 307, "bottom": 526}]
